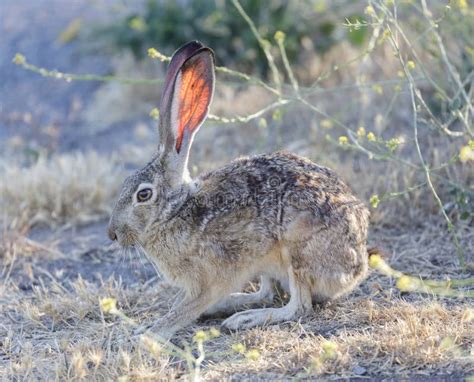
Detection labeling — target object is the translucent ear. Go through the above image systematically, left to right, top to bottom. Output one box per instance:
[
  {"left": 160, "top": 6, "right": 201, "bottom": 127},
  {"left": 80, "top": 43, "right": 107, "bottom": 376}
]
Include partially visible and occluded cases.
[
  {"left": 158, "top": 41, "right": 215, "bottom": 156},
  {"left": 171, "top": 49, "right": 215, "bottom": 153}
]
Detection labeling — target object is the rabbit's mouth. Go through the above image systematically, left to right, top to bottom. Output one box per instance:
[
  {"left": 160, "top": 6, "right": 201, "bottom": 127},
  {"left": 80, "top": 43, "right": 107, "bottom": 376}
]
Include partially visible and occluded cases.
[
  {"left": 109, "top": 225, "right": 140, "bottom": 248},
  {"left": 117, "top": 232, "right": 140, "bottom": 247}
]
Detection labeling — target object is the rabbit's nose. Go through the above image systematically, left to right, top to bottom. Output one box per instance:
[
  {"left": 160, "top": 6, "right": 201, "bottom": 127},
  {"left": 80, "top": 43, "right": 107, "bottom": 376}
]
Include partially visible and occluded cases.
[{"left": 108, "top": 227, "right": 117, "bottom": 241}]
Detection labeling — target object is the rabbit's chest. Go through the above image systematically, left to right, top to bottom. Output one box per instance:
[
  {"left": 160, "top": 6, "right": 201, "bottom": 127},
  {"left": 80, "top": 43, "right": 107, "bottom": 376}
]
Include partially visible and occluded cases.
[{"left": 144, "top": 229, "right": 203, "bottom": 281}]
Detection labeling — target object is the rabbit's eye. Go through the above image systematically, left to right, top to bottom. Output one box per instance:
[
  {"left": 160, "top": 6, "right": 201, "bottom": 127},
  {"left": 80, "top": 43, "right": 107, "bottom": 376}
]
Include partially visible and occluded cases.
[{"left": 136, "top": 188, "right": 153, "bottom": 203}]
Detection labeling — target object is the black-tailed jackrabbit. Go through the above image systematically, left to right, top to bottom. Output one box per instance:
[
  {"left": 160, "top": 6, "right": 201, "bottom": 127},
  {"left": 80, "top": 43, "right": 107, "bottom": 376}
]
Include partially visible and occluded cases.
[{"left": 108, "top": 41, "right": 370, "bottom": 338}]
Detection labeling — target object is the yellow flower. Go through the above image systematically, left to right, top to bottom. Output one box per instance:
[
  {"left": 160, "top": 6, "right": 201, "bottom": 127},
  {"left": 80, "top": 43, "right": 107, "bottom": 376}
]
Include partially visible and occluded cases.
[
  {"left": 314, "top": 0, "right": 327, "bottom": 13},
  {"left": 454, "top": 0, "right": 468, "bottom": 11},
  {"left": 365, "top": 5, "right": 375, "bottom": 16},
  {"left": 128, "top": 16, "right": 146, "bottom": 32},
  {"left": 274, "top": 31, "right": 286, "bottom": 43},
  {"left": 147, "top": 47, "right": 168, "bottom": 62},
  {"left": 148, "top": 48, "right": 159, "bottom": 58},
  {"left": 13, "top": 53, "right": 26, "bottom": 65},
  {"left": 407, "top": 60, "right": 416, "bottom": 70},
  {"left": 372, "top": 84, "right": 384, "bottom": 95},
  {"left": 149, "top": 108, "right": 160, "bottom": 120},
  {"left": 272, "top": 109, "right": 282, "bottom": 121},
  {"left": 258, "top": 117, "right": 268, "bottom": 129},
  {"left": 320, "top": 119, "right": 333, "bottom": 129},
  {"left": 357, "top": 126, "right": 366, "bottom": 138},
  {"left": 367, "top": 132, "right": 376, "bottom": 142},
  {"left": 338, "top": 136, "right": 349, "bottom": 145},
  {"left": 386, "top": 138, "right": 400, "bottom": 152},
  {"left": 459, "top": 145, "right": 474, "bottom": 163},
  {"left": 369, "top": 194, "right": 380, "bottom": 208},
  {"left": 369, "top": 254, "right": 383, "bottom": 269},
  {"left": 370, "top": 255, "right": 401, "bottom": 278},
  {"left": 396, "top": 275, "right": 420, "bottom": 292},
  {"left": 100, "top": 298, "right": 118, "bottom": 314},
  {"left": 209, "top": 328, "right": 221, "bottom": 338},
  {"left": 193, "top": 330, "right": 208, "bottom": 342},
  {"left": 321, "top": 341, "right": 338, "bottom": 359},
  {"left": 232, "top": 343, "right": 246, "bottom": 353},
  {"left": 245, "top": 349, "right": 260, "bottom": 361}
]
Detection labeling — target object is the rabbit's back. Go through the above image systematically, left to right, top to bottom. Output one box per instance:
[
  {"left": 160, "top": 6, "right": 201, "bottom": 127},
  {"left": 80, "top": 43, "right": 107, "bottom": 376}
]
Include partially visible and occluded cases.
[{"left": 190, "top": 151, "right": 368, "bottom": 238}]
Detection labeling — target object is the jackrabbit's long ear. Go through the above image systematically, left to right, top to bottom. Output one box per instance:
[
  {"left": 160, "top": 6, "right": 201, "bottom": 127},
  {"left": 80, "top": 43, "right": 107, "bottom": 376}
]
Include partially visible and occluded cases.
[{"left": 158, "top": 41, "right": 215, "bottom": 166}]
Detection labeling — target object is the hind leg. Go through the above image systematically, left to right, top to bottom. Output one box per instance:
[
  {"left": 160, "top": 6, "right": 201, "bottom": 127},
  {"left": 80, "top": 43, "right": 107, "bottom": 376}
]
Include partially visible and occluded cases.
[
  {"left": 221, "top": 266, "right": 312, "bottom": 330},
  {"left": 204, "top": 275, "right": 274, "bottom": 316}
]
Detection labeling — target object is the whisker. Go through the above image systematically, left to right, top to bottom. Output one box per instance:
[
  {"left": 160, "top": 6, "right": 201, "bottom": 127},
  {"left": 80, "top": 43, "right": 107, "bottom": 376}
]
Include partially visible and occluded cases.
[
  {"left": 106, "top": 241, "right": 120, "bottom": 251},
  {"left": 137, "top": 243, "right": 162, "bottom": 280},
  {"left": 132, "top": 245, "right": 141, "bottom": 271},
  {"left": 120, "top": 246, "right": 128, "bottom": 268},
  {"left": 127, "top": 246, "right": 133, "bottom": 266},
  {"left": 119, "top": 247, "right": 126, "bottom": 267}
]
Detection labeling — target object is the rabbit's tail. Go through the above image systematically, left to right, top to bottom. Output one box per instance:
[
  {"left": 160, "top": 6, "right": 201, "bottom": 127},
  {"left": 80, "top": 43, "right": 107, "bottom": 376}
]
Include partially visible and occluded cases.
[{"left": 367, "top": 246, "right": 390, "bottom": 259}]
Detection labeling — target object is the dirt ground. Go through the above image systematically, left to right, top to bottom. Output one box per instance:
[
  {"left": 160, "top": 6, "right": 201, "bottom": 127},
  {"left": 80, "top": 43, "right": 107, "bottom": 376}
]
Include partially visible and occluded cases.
[
  {"left": 1, "top": 1, "right": 473, "bottom": 381},
  {"left": 1, "top": 218, "right": 473, "bottom": 380}
]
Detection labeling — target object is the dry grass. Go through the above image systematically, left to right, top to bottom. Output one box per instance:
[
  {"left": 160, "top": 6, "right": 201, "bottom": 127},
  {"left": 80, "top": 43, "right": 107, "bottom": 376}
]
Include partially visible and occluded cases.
[
  {"left": 2, "top": 144, "right": 471, "bottom": 380},
  {"left": 0, "top": 152, "right": 124, "bottom": 227},
  {"left": 0, "top": 222, "right": 473, "bottom": 380}
]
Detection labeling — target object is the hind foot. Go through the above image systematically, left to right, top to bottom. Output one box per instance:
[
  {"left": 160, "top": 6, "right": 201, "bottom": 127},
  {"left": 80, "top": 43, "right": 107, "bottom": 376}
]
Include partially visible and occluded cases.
[{"left": 222, "top": 266, "right": 312, "bottom": 330}]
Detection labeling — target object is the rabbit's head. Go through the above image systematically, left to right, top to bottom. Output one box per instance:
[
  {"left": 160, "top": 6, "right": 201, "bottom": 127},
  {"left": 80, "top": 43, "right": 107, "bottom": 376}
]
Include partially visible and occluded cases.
[{"left": 108, "top": 41, "right": 215, "bottom": 246}]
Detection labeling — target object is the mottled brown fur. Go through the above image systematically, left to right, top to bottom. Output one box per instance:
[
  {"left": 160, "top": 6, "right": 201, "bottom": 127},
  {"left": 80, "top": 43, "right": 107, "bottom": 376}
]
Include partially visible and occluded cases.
[{"left": 108, "top": 42, "right": 370, "bottom": 337}]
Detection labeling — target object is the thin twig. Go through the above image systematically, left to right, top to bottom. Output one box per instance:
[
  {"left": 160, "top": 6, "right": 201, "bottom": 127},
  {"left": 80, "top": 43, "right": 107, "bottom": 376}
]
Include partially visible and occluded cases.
[
  {"left": 231, "top": 0, "right": 282, "bottom": 90},
  {"left": 275, "top": 34, "right": 299, "bottom": 93},
  {"left": 14, "top": 58, "right": 163, "bottom": 85},
  {"left": 208, "top": 99, "right": 289, "bottom": 124}
]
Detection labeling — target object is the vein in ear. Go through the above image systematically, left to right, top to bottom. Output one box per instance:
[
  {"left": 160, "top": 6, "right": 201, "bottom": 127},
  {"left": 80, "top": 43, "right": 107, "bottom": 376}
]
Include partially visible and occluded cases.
[{"left": 176, "top": 57, "right": 212, "bottom": 153}]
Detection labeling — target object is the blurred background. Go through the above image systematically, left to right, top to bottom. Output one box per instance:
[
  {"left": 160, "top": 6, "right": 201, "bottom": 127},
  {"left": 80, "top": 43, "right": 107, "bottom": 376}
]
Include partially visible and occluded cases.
[
  {"left": 1, "top": 0, "right": 473, "bottom": 271},
  {"left": 2, "top": 0, "right": 473, "bottom": 239}
]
